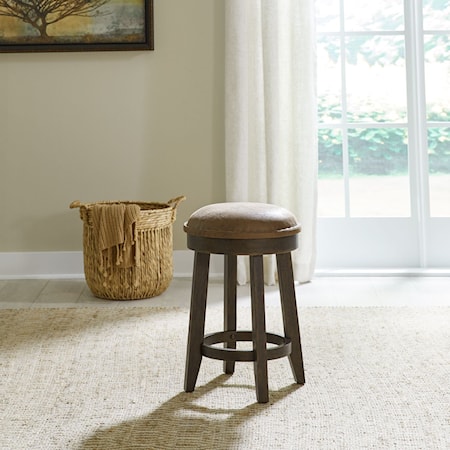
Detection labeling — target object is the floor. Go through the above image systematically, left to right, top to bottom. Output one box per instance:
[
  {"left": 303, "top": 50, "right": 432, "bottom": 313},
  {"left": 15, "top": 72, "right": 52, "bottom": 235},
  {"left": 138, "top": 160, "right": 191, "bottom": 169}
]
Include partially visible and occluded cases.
[{"left": 0, "top": 276, "right": 449, "bottom": 309}]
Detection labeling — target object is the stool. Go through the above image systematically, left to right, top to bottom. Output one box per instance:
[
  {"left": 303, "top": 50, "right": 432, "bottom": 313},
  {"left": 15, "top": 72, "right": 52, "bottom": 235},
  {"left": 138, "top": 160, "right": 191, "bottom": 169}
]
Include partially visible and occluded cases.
[{"left": 183, "top": 202, "right": 305, "bottom": 403}]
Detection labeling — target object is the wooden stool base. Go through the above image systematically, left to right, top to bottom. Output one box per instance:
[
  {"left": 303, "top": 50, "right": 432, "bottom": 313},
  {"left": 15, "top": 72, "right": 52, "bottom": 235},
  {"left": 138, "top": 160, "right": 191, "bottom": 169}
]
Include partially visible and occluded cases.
[{"left": 184, "top": 243, "right": 305, "bottom": 404}]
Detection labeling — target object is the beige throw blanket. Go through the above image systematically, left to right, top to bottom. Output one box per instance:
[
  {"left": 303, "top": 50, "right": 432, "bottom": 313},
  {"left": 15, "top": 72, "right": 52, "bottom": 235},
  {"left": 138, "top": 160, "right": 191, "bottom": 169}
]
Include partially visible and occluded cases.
[{"left": 92, "top": 203, "right": 141, "bottom": 270}]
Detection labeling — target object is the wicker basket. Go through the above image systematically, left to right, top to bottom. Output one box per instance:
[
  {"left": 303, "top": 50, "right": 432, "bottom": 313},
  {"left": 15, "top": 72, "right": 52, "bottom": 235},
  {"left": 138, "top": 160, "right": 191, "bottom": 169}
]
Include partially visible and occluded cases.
[{"left": 70, "top": 196, "right": 185, "bottom": 300}]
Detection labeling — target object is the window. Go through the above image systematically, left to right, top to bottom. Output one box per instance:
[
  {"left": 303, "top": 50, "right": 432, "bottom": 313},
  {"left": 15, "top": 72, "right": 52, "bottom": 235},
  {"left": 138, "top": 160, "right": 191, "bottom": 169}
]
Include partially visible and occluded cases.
[{"left": 315, "top": 0, "right": 450, "bottom": 269}]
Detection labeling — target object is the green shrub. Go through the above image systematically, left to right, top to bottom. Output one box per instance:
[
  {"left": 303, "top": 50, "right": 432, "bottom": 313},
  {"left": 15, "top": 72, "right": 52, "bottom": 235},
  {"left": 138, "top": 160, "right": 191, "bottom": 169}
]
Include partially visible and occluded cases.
[{"left": 318, "top": 99, "right": 450, "bottom": 176}]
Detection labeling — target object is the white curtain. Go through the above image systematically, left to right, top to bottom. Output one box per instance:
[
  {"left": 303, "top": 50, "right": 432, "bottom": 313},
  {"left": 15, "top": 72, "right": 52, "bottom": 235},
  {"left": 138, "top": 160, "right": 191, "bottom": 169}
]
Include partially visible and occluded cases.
[{"left": 225, "top": 0, "right": 318, "bottom": 284}]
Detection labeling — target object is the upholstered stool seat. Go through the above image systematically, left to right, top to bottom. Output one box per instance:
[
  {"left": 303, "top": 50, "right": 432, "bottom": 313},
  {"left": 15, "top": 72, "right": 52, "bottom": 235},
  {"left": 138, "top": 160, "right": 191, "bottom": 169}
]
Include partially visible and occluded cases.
[{"left": 183, "top": 202, "right": 305, "bottom": 403}]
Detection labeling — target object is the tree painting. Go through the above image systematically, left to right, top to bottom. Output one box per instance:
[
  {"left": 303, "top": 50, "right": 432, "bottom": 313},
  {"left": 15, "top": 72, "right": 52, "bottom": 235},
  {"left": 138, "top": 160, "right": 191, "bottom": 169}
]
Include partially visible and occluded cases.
[
  {"left": 0, "top": 0, "right": 152, "bottom": 51},
  {"left": 0, "top": 0, "right": 109, "bottom": 39}
]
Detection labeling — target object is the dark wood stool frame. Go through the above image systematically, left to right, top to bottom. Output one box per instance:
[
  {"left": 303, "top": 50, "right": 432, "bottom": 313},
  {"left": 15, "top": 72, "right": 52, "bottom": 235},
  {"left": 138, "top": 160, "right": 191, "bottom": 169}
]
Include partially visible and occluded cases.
[{"left": 184, "top": 234, "right": 305, "bottom": 403}]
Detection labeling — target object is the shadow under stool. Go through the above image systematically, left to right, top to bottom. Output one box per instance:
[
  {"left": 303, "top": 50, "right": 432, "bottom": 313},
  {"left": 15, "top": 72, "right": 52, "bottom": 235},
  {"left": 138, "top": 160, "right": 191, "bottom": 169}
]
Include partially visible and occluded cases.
[{"left": 183, "top": 202, "right": 305, "bottom": 403}]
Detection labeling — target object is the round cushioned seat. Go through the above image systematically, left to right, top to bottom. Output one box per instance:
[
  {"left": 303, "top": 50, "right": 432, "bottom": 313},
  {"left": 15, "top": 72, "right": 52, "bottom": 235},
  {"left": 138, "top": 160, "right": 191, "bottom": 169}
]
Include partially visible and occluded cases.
[{"left": 184, "top": 202, "right": 301, "bottom": 239}]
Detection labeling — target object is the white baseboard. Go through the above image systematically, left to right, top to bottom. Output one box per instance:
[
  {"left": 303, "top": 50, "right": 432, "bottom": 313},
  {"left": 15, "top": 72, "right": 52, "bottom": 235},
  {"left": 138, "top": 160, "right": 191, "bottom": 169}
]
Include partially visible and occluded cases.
[
  {"left": 0, "top": 250, "right": 224, "bottom": 280},
  {"left": 1, "top": 251, "right": 449, "bottom": 280},
  {"left": 0, "top": 252, "right": 85, "bottom": 279},
  {"left": 314, "top": 268, "right": 450, "bottom": 277}
]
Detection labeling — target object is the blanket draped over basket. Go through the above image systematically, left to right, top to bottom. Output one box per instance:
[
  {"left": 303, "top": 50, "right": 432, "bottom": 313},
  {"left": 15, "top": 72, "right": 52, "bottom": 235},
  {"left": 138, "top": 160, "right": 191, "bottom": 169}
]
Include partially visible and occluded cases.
[
  {"left": 70, "top": 196, "right": 185, "bottom": 300},
  {"left": 92, "top": 203, "right": 141, "bottom": 270}
]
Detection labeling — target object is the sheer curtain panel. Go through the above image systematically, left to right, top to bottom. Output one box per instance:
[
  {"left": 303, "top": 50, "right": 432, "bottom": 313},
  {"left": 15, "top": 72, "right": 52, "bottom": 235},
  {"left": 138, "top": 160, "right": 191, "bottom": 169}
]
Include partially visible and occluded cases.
[{"left": 225, "top": 0, "right": 318, "bottom": 283}]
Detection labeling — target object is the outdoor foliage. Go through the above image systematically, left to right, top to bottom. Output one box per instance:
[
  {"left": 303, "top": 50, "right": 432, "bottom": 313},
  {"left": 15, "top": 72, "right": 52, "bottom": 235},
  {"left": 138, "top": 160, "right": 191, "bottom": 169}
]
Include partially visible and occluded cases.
[
  {"left": 316, "top": 0, "right": 450, "bottom": 177},
  {"left": 318, "top": 99, "right": 450, "bottom": 176}
]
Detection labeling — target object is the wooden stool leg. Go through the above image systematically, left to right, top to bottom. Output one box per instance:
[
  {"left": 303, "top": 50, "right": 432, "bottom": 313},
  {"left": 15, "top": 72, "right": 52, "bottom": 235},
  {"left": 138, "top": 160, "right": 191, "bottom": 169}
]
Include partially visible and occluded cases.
[
  {"left": 184, "top": 251, "right": 210, "bottom": 392},
  {"left": 276, "top": 252, "right": 305, "bottom": 384},
  {"left": 223, "top": 254, "right": 237, "bottom": 374},
  {"left": 250, "top": 255, "right": 269, "bottom": 403}
]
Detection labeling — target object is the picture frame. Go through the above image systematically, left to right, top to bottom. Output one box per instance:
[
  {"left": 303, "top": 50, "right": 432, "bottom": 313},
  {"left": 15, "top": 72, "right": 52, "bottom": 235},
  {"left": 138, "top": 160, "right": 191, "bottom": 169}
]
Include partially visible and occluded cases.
[{"left": 0, "top": 0, "right": 153, "bottom": 53}]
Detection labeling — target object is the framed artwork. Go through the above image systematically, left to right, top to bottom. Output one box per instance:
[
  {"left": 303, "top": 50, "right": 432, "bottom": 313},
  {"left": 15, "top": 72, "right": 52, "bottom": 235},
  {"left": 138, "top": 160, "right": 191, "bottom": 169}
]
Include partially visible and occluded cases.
[{"left": 0, "top": 0, "right": 153, "bottom": 52}]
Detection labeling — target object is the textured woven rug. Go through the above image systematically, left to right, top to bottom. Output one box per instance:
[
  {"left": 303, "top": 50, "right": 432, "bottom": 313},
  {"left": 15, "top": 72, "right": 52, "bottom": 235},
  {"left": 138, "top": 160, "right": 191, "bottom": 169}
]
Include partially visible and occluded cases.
[{"left": 1, "top": 305, "right": 449, "bottom": 449}]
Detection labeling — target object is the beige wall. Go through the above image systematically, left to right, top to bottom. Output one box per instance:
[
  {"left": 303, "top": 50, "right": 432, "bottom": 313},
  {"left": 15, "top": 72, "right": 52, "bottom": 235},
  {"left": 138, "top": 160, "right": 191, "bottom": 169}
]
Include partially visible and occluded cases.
[{"left": 0, "top": 0, "right": 225, "bottom": 252}]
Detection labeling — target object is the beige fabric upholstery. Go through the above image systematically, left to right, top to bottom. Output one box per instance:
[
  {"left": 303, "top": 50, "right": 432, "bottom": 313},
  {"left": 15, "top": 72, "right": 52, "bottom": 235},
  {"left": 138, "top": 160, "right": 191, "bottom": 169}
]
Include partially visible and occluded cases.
[{"left": 184, "top": 202, "right": 301, "bottom": 239}]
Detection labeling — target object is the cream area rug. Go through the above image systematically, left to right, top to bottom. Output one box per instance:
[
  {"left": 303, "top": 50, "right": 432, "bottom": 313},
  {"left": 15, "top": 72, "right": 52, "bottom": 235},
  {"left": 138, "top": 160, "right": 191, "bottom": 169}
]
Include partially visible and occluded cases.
[{"left": 1, "top": 305, "right": 449, "bottom": 450}]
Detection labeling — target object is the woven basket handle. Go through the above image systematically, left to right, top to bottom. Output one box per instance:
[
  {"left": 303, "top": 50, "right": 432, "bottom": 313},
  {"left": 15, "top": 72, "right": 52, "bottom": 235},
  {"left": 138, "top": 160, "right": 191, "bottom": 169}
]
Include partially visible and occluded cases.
[
  {"left": 167, "top": 196, "right": 186, "bottom": 210},
  {"left": 70, "top": 200, "right": 83, "bottom": 209}
]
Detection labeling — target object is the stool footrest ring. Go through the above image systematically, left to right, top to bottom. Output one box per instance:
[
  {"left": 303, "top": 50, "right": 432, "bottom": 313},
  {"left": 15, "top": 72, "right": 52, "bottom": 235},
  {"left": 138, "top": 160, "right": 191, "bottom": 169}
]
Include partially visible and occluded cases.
[{"left": 202, "top": 330, "right": 291, "bottom": 362}]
